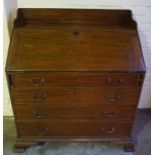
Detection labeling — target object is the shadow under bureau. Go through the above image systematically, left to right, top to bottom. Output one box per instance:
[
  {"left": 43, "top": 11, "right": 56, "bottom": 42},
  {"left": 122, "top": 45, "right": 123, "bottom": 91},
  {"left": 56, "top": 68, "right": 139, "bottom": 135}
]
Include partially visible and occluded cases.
[{"left": 6, "top": 8, "right": 146, "bottom": 152}]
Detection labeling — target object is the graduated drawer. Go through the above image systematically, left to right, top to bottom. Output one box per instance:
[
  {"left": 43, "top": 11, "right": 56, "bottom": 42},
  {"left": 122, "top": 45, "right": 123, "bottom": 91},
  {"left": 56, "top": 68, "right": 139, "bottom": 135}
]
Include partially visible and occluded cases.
[
  {"left": 9, "top": 72, "right": 142, "bottom": 88},
  {"left": 12, "top": 88, "right": 140, "bottom": 105},
  {"left": 14, "top": 104, "right": 135, "bottom": 121},
  {"left": 17, "top": 121, "right": 132, "bottom": 137}
]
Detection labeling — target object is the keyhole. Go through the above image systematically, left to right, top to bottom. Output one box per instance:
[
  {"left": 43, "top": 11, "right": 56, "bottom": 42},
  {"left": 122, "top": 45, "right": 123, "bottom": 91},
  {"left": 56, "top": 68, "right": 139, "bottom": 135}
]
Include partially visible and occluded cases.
[{"left": 73, "top": 31, "right": 79, "bottom": 36}]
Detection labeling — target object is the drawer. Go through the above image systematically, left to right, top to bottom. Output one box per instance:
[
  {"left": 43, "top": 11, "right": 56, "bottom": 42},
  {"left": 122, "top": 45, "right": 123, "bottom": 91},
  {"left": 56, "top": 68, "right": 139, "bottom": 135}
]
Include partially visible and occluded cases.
[
  {"left": 10, "top": 73, "right": 142, "bottom": 88},
  {"left": 12, "top": 88, "right": 140, "bottom": 105},
  {"left": 14, "top": 105, "right": 135, "bottom": 121},
  {"left": 17, "top": 121, "right": 132, "bottom": 137}
]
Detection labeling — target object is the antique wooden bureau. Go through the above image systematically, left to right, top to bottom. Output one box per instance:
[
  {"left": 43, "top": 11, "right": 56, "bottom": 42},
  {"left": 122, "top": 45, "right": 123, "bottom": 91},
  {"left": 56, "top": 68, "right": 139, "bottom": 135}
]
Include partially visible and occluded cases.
[{"left": 6, "top": 9, "right": 146, "bottom": 152}]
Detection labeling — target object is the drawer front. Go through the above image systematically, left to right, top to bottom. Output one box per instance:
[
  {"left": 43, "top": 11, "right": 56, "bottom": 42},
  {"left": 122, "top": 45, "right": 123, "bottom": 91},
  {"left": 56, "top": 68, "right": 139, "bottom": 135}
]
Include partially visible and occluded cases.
[
  {"left": 11, "top": 73, "right": 141, "bottom": 88},
  {"left": 12, "top": 88, "right": 140, "bottom": 105},
  {"left": 14, "top": 105, "right": 135, "bottom": 120},
  {"left": 17, "top": 121, "right": 132, "bottom": 137}
]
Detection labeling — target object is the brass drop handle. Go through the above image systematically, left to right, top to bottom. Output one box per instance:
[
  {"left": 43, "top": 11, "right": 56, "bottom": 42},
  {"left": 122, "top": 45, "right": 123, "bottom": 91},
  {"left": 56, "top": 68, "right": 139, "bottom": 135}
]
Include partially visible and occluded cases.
[
  {"left": 29, "top": 78, "right": 45, "bottom": 87},
  {"left": 106, "top": 78, "right": 124, "bottom": 86},
  {"left": 32, "top": 93, "right": 48, "bottom": 101},
  {"left": 104, "top": 94, "right": 122, "bottom": 103},
  {"left": 33, "top": 110, "right": 48, "bottom": 118},
  {"left": 103, "top": 111, "right": 118, "bottom": 117},
  {"left": 101, "top": 127, "right": 116, "bottom": 134},
  {"left": 35, "top": 128, "right": 48, "bottom": 136}
]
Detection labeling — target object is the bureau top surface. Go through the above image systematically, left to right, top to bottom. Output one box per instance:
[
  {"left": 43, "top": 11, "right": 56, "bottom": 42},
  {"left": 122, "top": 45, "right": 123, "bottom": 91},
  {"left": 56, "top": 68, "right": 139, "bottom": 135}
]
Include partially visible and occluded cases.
[{"left": 6, "top": 9, "right": 145, "bottom": 72}]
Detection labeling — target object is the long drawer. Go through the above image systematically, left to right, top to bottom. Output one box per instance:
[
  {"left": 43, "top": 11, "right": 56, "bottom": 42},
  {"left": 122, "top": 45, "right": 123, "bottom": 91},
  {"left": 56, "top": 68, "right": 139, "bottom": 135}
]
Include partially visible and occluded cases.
[
  {"left": 10, "top": 73, "right": 141, "bottom": 88},
  {"left": 12, "top": 88, "right": 140, "bottom": 105},
  {"left": 14, "top": 104, "right": 135, "bottom": 121},
  {"left": 17, "top": 121, "right": 132, "bottom": 137}
]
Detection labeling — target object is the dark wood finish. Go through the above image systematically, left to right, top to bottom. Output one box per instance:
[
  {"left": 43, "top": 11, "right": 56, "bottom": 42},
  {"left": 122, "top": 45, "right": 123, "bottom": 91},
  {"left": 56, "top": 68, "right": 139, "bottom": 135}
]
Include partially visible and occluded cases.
[
  {"left": 6, "top": 8, "right": 146, "bottom": 152},
  {"left": 6, "top": 9, "right": 145, "bottom": 72},
  {"left": 14, "top": 9, "right": 137, "bottom": 28},
  {"left": 6, "top": 28, "right": 145, "bottom": 72},
  {"left": 11, "top": 72, "right": 141, "bottom": 88},
  {"left": 11, "top": 88, "right": 140, "bottom": 105},
  {"left": 14, "top": 104, "right": 135, "bottom": 121},
  {"left": 17, "top": 121, "right": 132, "bottom": 137}
]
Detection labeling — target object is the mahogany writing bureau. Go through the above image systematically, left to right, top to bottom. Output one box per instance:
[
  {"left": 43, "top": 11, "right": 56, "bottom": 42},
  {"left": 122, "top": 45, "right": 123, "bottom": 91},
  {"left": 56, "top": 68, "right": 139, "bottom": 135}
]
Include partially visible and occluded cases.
[{"left": 6, "top": 8, "right": 146, "bottom": 152}]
